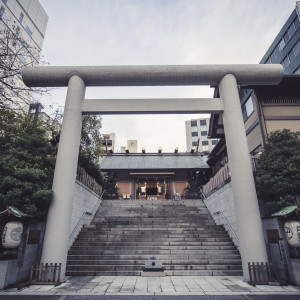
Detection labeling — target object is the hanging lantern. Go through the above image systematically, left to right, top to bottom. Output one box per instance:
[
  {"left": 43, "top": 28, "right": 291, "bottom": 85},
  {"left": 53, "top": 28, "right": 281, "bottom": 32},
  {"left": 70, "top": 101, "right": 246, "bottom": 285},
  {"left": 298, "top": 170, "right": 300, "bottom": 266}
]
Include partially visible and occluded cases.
[
  {"left": 284, "top": 220, "right": 300, "bottom": 248},
  {"left": 2, "top": 221, "right": 23, "bottom": 248}
]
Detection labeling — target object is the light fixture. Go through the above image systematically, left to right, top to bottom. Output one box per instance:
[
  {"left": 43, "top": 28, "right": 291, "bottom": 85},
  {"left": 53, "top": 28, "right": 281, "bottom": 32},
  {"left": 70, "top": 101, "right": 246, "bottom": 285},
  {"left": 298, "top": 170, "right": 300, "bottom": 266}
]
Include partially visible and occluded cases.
[
  {"left": 108, "top": 147, "right": 113, "bottom": 154},
  {"left": 125, "top": 147, "right": 129, "bottom": 154},
  {"left": 142, "top": 147, "right": 146, "bottom": 154},
  {"left": 158, "top": 147, "right": 162, "bottom": 153},
  {"left": 174, "top": 147, "right": 178, "bottom": 153},
  {"left": 191, "top": 147, "right": 195, "bottom": 153}
]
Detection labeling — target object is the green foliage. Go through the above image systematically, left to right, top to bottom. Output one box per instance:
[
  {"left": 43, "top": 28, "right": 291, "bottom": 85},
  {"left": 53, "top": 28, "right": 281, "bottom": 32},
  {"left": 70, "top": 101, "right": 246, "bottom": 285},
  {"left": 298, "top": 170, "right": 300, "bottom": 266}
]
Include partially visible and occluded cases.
[
  {"left": 0, "top": 109, "right": 56, "bottom": 219},
  {"left": 78, "top": 114, "right": 104, "bottom": 185},
  {"left": 255, "top": 129, "right": 300, "bottom": 216}
]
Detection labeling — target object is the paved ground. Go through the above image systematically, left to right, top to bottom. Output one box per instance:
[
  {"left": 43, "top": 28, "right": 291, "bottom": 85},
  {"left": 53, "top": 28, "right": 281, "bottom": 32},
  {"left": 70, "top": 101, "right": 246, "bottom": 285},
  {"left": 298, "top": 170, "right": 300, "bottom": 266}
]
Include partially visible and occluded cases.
[{"left": 0, "top": 276, "right": 300, "bottom": 298}]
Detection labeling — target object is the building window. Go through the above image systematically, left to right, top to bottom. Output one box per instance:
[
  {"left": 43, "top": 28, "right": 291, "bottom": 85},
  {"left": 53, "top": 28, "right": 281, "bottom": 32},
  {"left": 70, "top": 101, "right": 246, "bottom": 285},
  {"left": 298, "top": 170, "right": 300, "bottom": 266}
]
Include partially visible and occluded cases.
[
  {"left": 2, "top": 0, "right": 7, "bottom": 4},
  {"left": 0, "top": 5, "right": 5, "bottom": 18},
  {"left": 19, "top": 12, "right": 24, "bottom": 23},
  {"left": 15, "top": 26, "right": 20, "bottom": 37},
  {"left": 26, "top": 26, "right": 33, "bottom": 36},
  {"left": 279, "top": 38, "right": 286, "bottom": 51},
  {"left": 22, "top": 40, "right": 29, "bottom": 48},
  {"left": 290, "top": 40, "right": 300, "bottom": 61},
  {"left": 18, "top": 54, "right": 26, "bottom": 63},
  {"left": 281, "top": 56, "right": 290, "bottom": 69},
  {"left": 242, "top": 95, "right": 254, "bottom": 122},
  {"left": 191, "top": 120, "right": 197, "bottom": 126},
  {"left": 200, "top": 120, "right": 206, "bottom": 126},
  {"left": 200, "top": 125, "right": 207, "bottom": 132},
  {"left": 191, "top": 126, "right": 198, "bottom": 133},
  {"left": 191, "top": 131, "right": 198, "bottom": 136},
  {"left": 201, "top": 131, "right": 207, "bottom": 136},
  {"left": 202, "top": 135, "right": 208, "bottom": 142},
  {"left": 192, "top": 136, "right": 198, "bottom": 142},
  {"left": 212, "top": 140, "right": 218, "bottom": 145},
  {"left": 192, "top": 141, "right": 198, "bottom": 147},
  {"left": 202, "top": 141, "right": 208, "bottom": 146},
  {"left": 202, "top": 145, "right": 209, "bottom": 152}
]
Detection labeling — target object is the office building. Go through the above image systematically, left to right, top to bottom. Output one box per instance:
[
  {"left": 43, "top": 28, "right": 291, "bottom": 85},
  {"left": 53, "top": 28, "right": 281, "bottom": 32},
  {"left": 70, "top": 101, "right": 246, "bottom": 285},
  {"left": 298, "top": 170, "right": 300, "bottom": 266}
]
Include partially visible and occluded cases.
[
  {"left": 0, "top": 0, "right": 48, "bottom": 112},
  {"left": 260, "top": 1, "right": 300, "bottom": 74},
  {"left": 185, "top": 118, "right": 218, "bottom": 153},
  {"left": 101, "top": 133, "right": 116, "bottom": 153}
]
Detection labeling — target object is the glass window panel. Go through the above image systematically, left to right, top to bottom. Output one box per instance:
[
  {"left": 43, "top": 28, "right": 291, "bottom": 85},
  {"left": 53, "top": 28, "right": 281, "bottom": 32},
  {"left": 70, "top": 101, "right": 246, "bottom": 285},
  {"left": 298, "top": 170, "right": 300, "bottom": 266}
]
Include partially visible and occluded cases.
[
  {"left": 19, "top": 12, "right": 24, "bottom": 23},
  {"left": 294, "top": 17, "right": 300, "bottom": 29},
  {"left": 288, "top": 24, "right": 295, "bottom": 38},
  {"left": 26, "top": 26, "right": 33, "bottom": 36},
  {"left": 283, "top": 32, "right": 289, "bottom": 43},
  {"left": 279, "top": 39, "right": 285, "bottom": 51},
  {"left": 293, "top": 40, "right": 300, "bottom": 57},
  {"left": 274, "top": 45, "right": 280, "bottom": 58},
  {"left": 289, "top": 50, "right": 295, "bottom": 62},
  {"left": 271, "top": 51, "right": 277, "bottom": 62},
  {"left": 282, "top": 56, "right": 290, "bottom": 69},
  {"left": 245, "top": 96, "right": 254, "bottom": 117},
  {"left": 191, "top": 120, "right": 197, "bottom": 126},
  {"left": 200, "top": 120, "right": 206, "bottom": 125},
  {"left": 200, "top": 125, "right": 207, "bottom": 131},
  {"left": 191, "top": 126, "right": 198, "bottom": 133},
  {"left": 191, "top": 131, "right": 198, "bottom": 136},
  {"left": 201, "top": 131, "right": 207, "bottom": 136},
  {"left": 202, "top": 135, "right": 208, "bottom": 141},
  {"left": 192, "top": 136, "right": 198, "bottom": 142},
  {"left": 212, "top": 140, "right": 218, "bottom": 145},
  {"left": 192, "top": 141, "right": 198, "bottom": 146},
  {"left": 202, "top": 141, "right": 208, "bottom": 146},
  {"left": 202, "top": 146, "right": 209, "bottom": 151}
]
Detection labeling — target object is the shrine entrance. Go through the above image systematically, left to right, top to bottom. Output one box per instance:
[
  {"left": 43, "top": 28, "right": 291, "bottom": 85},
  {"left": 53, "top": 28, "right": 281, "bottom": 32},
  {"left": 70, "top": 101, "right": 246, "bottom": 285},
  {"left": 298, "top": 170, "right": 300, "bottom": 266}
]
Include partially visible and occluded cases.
[{"left": 22, "top": 64, "right": 283, "bottom": 281}]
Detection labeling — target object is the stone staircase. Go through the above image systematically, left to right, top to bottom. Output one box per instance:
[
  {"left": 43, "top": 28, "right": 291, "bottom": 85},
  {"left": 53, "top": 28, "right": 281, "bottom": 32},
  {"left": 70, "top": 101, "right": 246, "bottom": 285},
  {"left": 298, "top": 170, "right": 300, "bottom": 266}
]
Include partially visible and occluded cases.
[{"left": 66, "top": 199, "right": 242, "bottom": 276}]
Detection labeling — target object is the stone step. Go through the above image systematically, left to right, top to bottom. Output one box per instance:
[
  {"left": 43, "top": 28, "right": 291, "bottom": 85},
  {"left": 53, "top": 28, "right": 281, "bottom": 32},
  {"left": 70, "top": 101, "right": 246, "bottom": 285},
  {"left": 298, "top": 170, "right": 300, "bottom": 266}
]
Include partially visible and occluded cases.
[
  {"left": 71, "top": 245, "right": 236, "bottom": 250},
  {"left": 67, "top": 259, "right": 242, "bottom": 266},
  {"left": 65, "top": 270, "right": 243, "bottom": 276}
]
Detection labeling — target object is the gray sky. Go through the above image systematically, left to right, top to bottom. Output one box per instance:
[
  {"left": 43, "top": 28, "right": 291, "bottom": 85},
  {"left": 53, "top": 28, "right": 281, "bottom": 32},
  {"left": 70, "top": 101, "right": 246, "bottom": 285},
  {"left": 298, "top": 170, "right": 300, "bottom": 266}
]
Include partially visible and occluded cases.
[{"left": 38, "top": 0, "right": 297, "bottom": 152}]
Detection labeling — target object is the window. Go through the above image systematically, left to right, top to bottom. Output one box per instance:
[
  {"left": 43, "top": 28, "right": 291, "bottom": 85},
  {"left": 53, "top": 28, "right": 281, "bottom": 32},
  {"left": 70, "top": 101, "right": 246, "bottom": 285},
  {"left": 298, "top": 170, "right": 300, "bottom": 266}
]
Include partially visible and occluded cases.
[
  {"left": 2, "top": 0, "right": 7, "bottom": 4},
  {"left": 0, "top": 5, "right": 4, "bottom": 18},
  {"left": 19, "top": 12, "right": 24, "bottom": 23},
  {"left": 294, "top": 16, "right": 300, "bottom": 30},
  {"left": 288, "top": 23, "right": 296, "bottom": 38},
  {"left": 16, "top": 26, "right": 20, "bottom": 37},
  {"left": 26, "top": 26, "right": 32, "bottom": 36},
  {"left": 279, "top": 38, "right": 286, "bottom": 51},
  {"left": 22, "top": 40, "right": 29, "bottom": 48},
  {"left": 293, "top": 40, "right": 300, "bottom": 58},
  {"left": 18, "top": 54, "right": 26, "bottom": 63},
  {"left": 281, "top": 56, "right": 290, "bottom": 69},
  {"left": 242, "top": 95, "right": 254, "bottom": 122},
  {"left": 191, "top": 120, "right": 197, "bottom": 127},
  {"left": 200, "top": 120, "right": 206, "bottom": 126},
  {"left": 200, "top": 125, "right": 207, "bottom": 131},
  {"left": 191, "top": 126, "right": 198, "bottom": 133},
  {"left": 191, "top": 131, "right": 198, "bottom": 136},
  {"left": 201, "top": 131, "right": 207, "bottom": 136},
  {"left": 202, "top": 135, "right": 208, "bottom": 142},
  {"left": 192, "top": 136, "right": 198, "bottom": 142},
  {"left": 212, "top": 140, "right": 218, "bottom": 145},
  {"left": 192, "top": 141, "right": 198, "bottom": 147},
  {"left": 202, "top": 141, "right": 208, "bottom": 146},
  {"left": 202, "top": 146, "right": 209, "bottom": 152}
]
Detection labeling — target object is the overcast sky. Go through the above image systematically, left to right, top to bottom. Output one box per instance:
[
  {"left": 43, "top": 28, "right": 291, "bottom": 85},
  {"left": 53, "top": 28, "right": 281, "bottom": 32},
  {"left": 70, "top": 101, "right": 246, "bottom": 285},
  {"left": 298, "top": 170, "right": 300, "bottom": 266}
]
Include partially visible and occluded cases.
[{"left": 38, "top": 0, "right": 297, "bottom": 152}]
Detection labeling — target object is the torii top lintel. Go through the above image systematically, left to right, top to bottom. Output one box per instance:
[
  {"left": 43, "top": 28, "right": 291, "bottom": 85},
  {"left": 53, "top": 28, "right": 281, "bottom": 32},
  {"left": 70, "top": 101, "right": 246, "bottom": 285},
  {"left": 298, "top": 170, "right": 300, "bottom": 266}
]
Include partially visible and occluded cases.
[{"left": 22, "top": 64, "right": 284, "bottom": 87}]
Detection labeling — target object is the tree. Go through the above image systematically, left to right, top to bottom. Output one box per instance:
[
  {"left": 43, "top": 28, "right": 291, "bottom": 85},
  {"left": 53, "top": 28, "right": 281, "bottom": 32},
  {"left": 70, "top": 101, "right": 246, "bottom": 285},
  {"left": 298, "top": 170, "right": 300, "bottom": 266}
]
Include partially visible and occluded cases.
[
  {"left": 0, "top": 18, "right": 48, "bottom": 112},
  {"left": 0, "top": 109, "right": 56, "bottom": 219},
  {"left": 78, "top": 114, "right": 104, "bottom": 186},
  {"left": 255, "top": 129, "right": 300, "bottom": 216}
]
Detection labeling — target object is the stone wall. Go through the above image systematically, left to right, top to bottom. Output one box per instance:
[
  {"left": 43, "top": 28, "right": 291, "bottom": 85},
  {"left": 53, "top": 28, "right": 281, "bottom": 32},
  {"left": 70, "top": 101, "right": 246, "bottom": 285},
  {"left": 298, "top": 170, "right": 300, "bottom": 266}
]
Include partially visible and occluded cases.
[
  {"left": 69, "top": 180, "right": 102, "bottom": 247},
  {"left": 203, "top": 182, "right": 239, "bottom": 247}
]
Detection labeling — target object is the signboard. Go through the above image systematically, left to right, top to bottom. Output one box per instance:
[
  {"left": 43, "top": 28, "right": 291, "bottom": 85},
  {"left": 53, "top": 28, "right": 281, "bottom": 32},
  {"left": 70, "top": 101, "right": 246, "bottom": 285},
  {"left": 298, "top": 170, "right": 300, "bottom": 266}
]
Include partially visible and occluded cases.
[
  {"left": 284, "top": 220, "right": 300, "bottom": 248},
  {"left": 2, "top": 221, "right": 23, "bottom": 248}
]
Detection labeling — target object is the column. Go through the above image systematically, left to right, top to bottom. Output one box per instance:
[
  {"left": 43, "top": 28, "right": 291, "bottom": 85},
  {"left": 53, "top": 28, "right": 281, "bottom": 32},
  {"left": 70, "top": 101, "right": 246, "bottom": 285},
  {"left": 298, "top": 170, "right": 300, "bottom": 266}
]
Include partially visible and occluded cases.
[
  {"left": 219, "top": 74, "right": 268, "bottom": 280},
  {"left": 41, "top": 75, "right": 86, "bottom": 279}
]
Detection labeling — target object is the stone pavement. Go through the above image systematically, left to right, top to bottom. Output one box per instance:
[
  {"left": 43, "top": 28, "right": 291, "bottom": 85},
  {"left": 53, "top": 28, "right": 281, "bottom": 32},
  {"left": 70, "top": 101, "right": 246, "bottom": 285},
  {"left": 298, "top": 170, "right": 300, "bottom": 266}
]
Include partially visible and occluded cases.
[{"left": 0, "top": 276, "right": 300, "bottom": 296}]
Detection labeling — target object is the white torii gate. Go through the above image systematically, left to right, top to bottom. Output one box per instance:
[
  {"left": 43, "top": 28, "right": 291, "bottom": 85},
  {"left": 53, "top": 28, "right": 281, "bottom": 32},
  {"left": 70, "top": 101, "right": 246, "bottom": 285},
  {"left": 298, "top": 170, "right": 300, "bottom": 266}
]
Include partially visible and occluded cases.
[{"left": 22, "top": 64, "right": 283, "bottom": 280}]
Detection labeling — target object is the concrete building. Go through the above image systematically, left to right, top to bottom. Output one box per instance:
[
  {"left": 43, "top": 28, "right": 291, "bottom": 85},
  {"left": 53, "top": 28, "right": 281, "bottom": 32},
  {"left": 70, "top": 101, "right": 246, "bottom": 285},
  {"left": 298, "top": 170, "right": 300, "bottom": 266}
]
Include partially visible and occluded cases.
[
  {"left": 0, "top": 0, "right": 48, "bottom": 112},
  {"left": 260, "top": 1, "right": 300, "bottom": 74},
  {"left": 185, "top": 118, "right": 218, "bottom": 153}
]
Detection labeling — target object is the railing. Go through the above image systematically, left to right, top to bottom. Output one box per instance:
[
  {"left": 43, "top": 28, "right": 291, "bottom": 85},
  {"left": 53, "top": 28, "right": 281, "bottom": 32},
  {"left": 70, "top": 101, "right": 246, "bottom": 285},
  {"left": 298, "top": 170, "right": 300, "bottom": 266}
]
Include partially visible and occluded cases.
[
  {"left": 202, "top": 163, "right": 230, "bottom": 196},
  {"left": 76, "top": 166, "right": 103, "bottom": 195},
  {"left": 202, "top": 192, "right": 239, "bottom": 245},
  {"left": 213, "top": 210, "right": 239, "bottom": 242}
]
